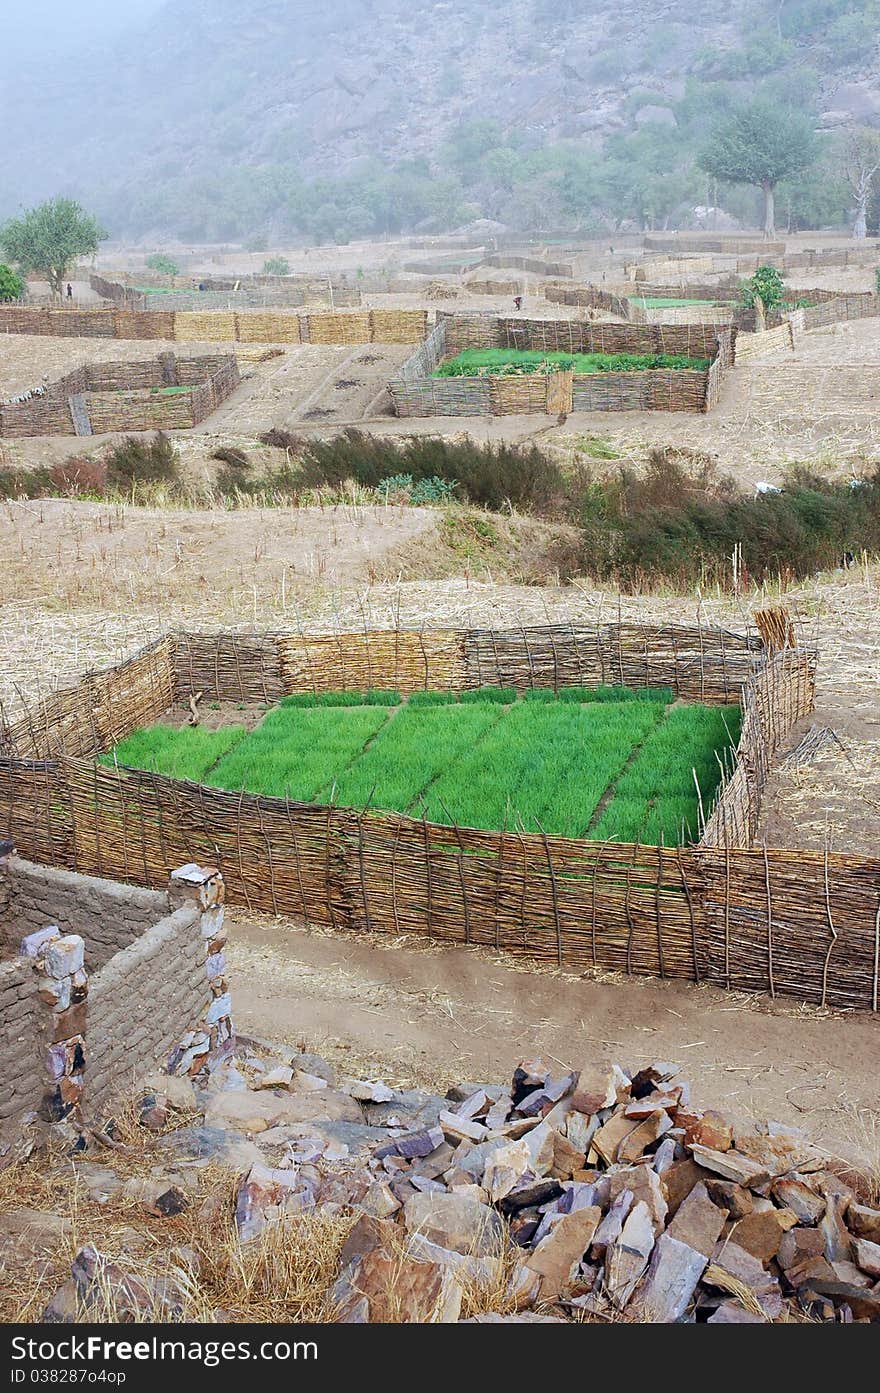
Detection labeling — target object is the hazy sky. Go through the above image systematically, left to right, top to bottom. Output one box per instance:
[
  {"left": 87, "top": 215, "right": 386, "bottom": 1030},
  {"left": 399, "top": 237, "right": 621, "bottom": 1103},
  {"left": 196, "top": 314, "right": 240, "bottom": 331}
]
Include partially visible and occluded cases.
[{"left": 10, "top": 0, "right": 165, "bottom": 55}]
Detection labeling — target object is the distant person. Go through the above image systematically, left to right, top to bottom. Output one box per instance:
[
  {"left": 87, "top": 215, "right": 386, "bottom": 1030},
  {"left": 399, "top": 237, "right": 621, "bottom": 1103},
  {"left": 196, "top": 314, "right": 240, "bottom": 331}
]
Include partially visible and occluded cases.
[
  {"left": 66, "top": 283, "right": 73, "bottom": 300},
  {"left": 513, "top": 294, "right": 523, "bottom": 312}
]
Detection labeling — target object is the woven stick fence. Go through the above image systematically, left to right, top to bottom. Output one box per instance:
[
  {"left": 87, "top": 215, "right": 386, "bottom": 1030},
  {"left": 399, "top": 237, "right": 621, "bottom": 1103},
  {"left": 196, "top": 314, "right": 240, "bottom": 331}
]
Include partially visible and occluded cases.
[
  {"left": 0, "top": 305, "right": 428, "bottom": 347},
  {"left": 389, "top": 316, "right": 731, "bottom": 418},
  {"left": 0, "top": 618, "right": 876, "bottom": 1011}
]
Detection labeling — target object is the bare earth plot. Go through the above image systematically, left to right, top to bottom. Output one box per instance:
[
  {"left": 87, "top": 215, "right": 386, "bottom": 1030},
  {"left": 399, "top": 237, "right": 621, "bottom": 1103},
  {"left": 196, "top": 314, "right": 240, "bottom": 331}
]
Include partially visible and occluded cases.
[{"left": 228, "top": 908, "right": 878, "bottom": 1169}]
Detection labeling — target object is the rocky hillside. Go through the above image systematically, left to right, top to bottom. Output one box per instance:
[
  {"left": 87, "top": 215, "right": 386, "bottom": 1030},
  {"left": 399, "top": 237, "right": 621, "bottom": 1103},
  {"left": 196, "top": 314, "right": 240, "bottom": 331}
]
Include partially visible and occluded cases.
[{"left": 2, "top": 0, "right": 879, "bottom": 235}]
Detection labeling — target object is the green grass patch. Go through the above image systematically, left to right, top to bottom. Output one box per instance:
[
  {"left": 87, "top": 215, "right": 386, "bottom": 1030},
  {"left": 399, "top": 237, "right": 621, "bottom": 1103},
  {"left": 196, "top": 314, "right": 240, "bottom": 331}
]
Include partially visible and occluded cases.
[
  {"left": 628, "top": 296, "right": 727, "bottom": 309},
  {"left": 435, "top": 348, "right": 710, "bottom": 377},
  {"left": 149, "top": 385, "right": 194, "bottom": 396},
  {"left": 105, "top": 689, "right": 738, "bottom": 844},
  {"left": 281, "top": 690, "right": 402, "bottom": 708},
  {"left": 324, "top": 703, "right": 504, "bottom": 811},
  {"left": 593, "top": 703, "right": 741, "bottom": 845},
  {"left": 205, "top": 705, "right": 391, "bottom": 800},
  {"left": 99, "top": 724, "right": 245, "bottom": 783}
]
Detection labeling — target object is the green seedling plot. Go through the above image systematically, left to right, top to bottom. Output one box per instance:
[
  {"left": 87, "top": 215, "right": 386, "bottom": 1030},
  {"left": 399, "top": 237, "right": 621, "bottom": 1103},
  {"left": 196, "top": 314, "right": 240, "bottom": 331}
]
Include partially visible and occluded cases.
[
  {"left": 434, "top": 348, "right": 711, "bottom": 377},
  {"left": 102, "top": 688, "right": 739, "bottom": 845},
  {"left": 100, "top": 724, "right": 245, "bottom": 784}
]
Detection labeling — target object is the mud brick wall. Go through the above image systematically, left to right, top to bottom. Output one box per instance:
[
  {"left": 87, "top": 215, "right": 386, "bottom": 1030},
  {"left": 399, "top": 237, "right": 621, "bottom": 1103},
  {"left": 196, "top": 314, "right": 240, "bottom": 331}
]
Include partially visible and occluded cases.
[
  {"left": 0, "top": 857, "right": 169, "bottom": 970},
  {"left": 85, "top": 902, "right": 206, "bottom": 1119},
  {"left": 0, "top": 956, "right": 47, "bottom": 1148}
]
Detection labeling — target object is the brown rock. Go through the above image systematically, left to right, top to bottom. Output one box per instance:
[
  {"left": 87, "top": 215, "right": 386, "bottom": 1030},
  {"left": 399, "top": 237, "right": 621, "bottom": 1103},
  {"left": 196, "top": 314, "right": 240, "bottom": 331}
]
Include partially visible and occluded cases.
[
  {"left": 571, "top": 1063, "right": 619, "bottom": 1115},
  {"left": 625, "top": 1088, "right": 681, "bottom": 1119},
  {"left": 618, "top": 1109, "right": 672, "bottom": 1163},
  {"left": 683, "top": 1110, "right": 734, "bottom": 1153},
  {"left": 592, "top": 1111, "right": 641, "bottom": 1166},
  {"left": 549, "top": 1130, "right": 585, "bottom": 1180},
  {"left": 735, "top": 1131, "right": 819, "bottom": 1180},
  {"left": 687, "top": 1144, "right": 770, "bottom": 1188},
  {"left": 661, "top": 1158, "right": 707, "bottom": 1217},
  {"left": 610, "top": 1164, "right": 668, "bottom": 1232},
  {"left": 770, "top": 1178, "right": 826, "bottom": 1225},
  {"left": 705, "top": 1179, "right": 753, "bottom": 1219},
  {"left": 667, "top": 1182, "right": 727, "bottom": 1258},
  {"left": 360, "top": 1183, "right": 401, "bottom": 1220},
  {"left": 819, "top": 1190, "right": 853, "bottom": 1264},
  {"left": 403, "top": 1192, "right": 503, "bottom": 1257},
  {"left": 605, "top": 1201, "right": 655, "bottom": 1308},
  {"left": 848, "top": 1203, "right": 880, "bottom": 1244},
  {"left": 524, "top": 1205, "right": 601, "bottom": 1299},
  {"left": 728, "top": 1208, "right": 798, "bottom": 1265},
  {"left": 778, "top": 1226, "right": 825, "bottom": 1272},
  {"left": 854, "top": 1237, "right": 880, "bottom": 1278},
  {"left": 706, "top": 1242, "right": 783, "bottom": 1318},
  {"left": 336, "top": 1248, "right": 461, "bottom": 1323},
  {"left": 786, "top": 1255, "right": 837, "bottom": 1289},
  {"left": 707, "top": 1301, "right": 766, "bottom": 1323}
]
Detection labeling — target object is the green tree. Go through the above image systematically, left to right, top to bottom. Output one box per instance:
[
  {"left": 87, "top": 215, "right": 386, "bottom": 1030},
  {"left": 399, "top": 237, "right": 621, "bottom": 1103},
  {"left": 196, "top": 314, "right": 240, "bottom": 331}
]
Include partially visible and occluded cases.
[
  {"left": 699, "top": 100, "right": 818, "bottom": 237},
  {"left": 0, "top": 197, "right": 106, "bottom": 296},
  {"left": 145, "top": 253, "right": 179, "bottom": 275},
  {"left": 263, "top": 256, "right": 291, "bottom": 275},
  {"left": 0, "top": 264, "right": 23, "bottom": 301}
]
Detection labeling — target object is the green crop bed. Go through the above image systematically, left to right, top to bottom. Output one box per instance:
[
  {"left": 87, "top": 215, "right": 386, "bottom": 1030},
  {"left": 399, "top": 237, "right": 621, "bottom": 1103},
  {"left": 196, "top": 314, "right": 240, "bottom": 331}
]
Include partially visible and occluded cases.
[
  {"left": 628, "top": 296, "right": 727, "bottom": 309},
  {"left": 435, "top": 348, "right": 710, "bottom": 377},
  {"left": 102, "top": 687, "right": 740, "bottom": 845}
]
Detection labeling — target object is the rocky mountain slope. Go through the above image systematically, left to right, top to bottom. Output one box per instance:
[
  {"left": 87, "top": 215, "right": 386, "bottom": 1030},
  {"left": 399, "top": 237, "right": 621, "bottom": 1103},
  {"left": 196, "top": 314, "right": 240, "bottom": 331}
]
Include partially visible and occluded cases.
[{"left": 3, "top": 0, "right": 879, "bottom": 234}]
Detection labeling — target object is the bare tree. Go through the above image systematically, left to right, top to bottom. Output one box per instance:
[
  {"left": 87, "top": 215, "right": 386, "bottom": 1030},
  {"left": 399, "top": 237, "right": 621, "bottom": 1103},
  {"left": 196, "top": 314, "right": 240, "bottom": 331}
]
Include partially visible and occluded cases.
[{"left": 843, "top": 126, "right": 880, "bottom": 239}]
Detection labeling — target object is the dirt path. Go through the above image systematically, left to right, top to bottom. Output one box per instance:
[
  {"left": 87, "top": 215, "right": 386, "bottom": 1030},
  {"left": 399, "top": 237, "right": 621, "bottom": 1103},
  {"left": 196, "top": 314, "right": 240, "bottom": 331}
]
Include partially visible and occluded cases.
[{"left": 229, "top": 910, "right": 879, "bottom": 1168}]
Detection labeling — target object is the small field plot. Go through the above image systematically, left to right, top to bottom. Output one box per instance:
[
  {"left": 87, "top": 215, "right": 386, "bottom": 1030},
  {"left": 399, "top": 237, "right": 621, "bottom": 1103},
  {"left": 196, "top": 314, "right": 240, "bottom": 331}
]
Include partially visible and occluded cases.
[
  {"left": 627, "top": 297, "right": 728, "bottom": 309},
  {"left": 435, "top": 348, "right": 711, "bottom": 377},
  {"left": 104, "top": 687, "right": 739, "bottom": 845}
]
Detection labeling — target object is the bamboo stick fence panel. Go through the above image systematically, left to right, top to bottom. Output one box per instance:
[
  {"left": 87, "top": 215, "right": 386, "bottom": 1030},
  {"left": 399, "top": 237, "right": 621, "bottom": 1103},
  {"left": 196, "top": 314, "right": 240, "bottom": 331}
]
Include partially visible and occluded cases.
[
  {"left": 644, "top": 236, "right": 786, "bottom": 255},
  {"left": 111, "top": 310, "right": 177, "bottom": 340},
  {"left": 369, "top": 310, "right": 428, "bottom": 344},
  {"left": 173, "top": 312, "right": 238, "bottom": 343},
  {"left": 234, "top": 312, "right": 302, "bottom": 344},
  {"left": 303, "top": 312, "right": 372, "bottom": 345},
  {"left": 734, "top": 322, "right": 796, "bottom": 362},
  {"left": 462, "top": 623, "right": 759, "bottom": 699},
  {"left": 277, "top": 630, "right": 468, "bottom": 694},
  {"left": 172, "top": 633, "right": 285, "bottom": 704},
  {"left": 0, "top": 637, "right": 175, "bottom": 760},
  {"left": 701, "top": 646, "right": 816, "bottom": 848},
  {"left": 0, "top": 760, "right": 75, "bottom": 869},
  {"left": 343, "top": 816, "right": 705, "bottom": 980},
  {"left": 699, "top": 847, "right": 880, "bottom": 1011}
]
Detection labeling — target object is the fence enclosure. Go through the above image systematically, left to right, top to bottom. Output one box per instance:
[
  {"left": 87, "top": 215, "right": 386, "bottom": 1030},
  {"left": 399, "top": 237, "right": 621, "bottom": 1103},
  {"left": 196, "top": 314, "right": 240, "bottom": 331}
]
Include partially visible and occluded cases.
[
  {"left": 389, "top": 316, "right": 731, "bottom": 417},
  {"left": 0, "top": 354, "right": 240, "bottom": 438},
  {"left": 0, "top": 618, "right": 875, "bottom": 1011}
]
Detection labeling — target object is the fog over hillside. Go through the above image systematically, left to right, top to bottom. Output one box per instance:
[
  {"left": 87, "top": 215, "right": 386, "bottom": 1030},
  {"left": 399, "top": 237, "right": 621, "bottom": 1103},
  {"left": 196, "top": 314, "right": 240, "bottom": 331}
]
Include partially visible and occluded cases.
[{"left": 4, "top": 0, "right": 880, "bottom": 238}]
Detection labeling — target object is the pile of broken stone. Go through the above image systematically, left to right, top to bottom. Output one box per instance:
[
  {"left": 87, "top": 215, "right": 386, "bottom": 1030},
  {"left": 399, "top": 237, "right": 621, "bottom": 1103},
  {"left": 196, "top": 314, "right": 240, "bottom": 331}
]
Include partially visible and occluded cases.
[{"left": 48, "top": 1050, "right": 880, "bottom": 1323}]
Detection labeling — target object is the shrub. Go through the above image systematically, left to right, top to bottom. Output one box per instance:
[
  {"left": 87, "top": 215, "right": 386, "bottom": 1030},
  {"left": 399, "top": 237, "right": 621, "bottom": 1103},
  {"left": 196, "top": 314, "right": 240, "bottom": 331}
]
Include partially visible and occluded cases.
[
  {"left": 145, "top": 253, "right": 179, "bottom": 276},
  {"left": 263, "top": 257, "right": 291, "bottom": 276},
  {"left": 0, "top": 263, "right": 23, "bottom": 301},
  {"left": 740, "top": 265, "right": 787, "bottom": 313},
  {"left": 296, "top": 429, "right": 566, "bottom": 512},
  {"left": 104, "top": 432, "right": 180, "bottom": 490},
  {"left": 212, "top": 445, "right": 250, "bottom": 470},
  {"left": 576, "top": 450, "right": 880, "bottom": 588},
  {"left": 49, "top": 456, "right": 107, "bottom": 495}
]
